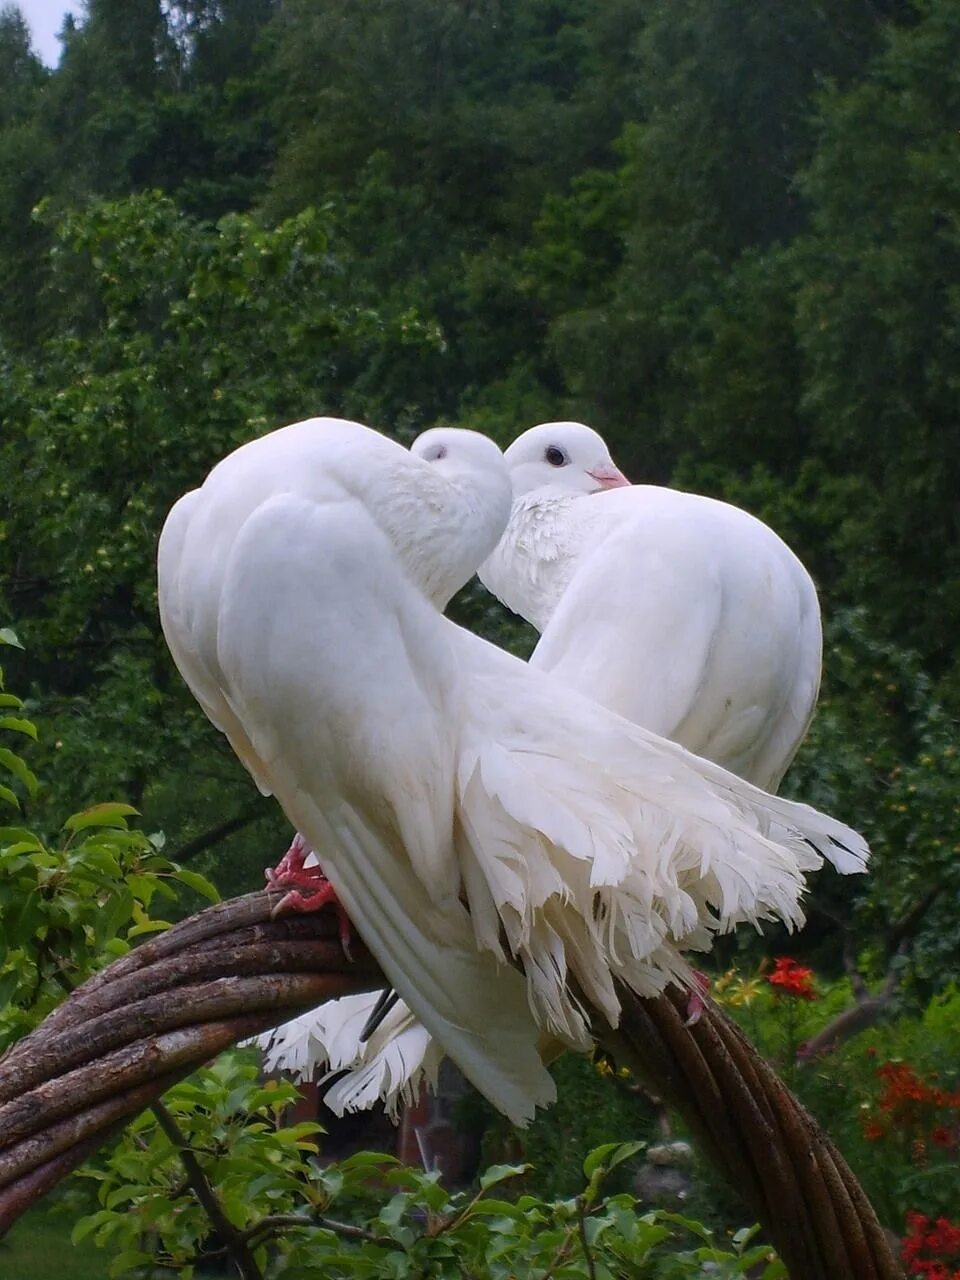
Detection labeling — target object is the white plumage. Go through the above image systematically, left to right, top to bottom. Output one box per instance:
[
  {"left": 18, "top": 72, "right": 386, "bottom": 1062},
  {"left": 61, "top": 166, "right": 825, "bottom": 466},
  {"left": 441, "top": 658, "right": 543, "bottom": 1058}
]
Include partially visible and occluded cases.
[
  {"left": 161, "top": 417, "right": 866, "bottom": 1126},
  {"left": 161, "top": 419, "right": 557, "bottom": 1125},
  {"left": 268, "top": 420, "right": 835, "bottom": 1113},
  {"left": 480, "top": 421, "right": 823, "bottom": 792},
  {"left": 259, "top": 994, "right": 445, "bottom": 1119}
]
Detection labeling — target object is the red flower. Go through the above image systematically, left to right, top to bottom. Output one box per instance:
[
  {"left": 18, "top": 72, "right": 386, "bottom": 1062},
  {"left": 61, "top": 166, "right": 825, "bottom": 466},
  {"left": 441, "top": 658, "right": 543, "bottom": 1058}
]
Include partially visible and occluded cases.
[
  {"left": 766, "top": 956, "right": 817, "bottom": 1000},
  {"left": 877, "top": 1061, "right": 930, "bottom": 1107},
  {"left": 902, "top": 1212, "right": 960, "bottom": 1278}
]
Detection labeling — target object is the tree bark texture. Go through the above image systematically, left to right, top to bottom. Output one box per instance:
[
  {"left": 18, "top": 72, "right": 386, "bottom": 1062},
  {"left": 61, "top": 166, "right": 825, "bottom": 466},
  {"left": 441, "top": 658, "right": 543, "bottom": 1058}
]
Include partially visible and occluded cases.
[{"left": 0, "top": 891, "right": 903, "bottom": 1278}]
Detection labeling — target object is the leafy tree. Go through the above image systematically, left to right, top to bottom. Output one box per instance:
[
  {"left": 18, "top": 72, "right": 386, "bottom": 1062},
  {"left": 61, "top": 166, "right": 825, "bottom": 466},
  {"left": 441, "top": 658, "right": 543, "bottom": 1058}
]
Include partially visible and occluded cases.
[
  {"left": 36, "top": 0, "right": 179, "bottom": 198},
  {"left": 262, "top": 0, "right": 651, "bottom": 421},
  {"left": 544, "top": 0, "right": 898, "bottom": 478},
  {"left": 793, "top": 0, "right": 960, "bottom": 674},
  {"left": 0, "top": 6, "right": 53, "bottom": 339},
  {"left": 0, "top": 6, "right": 45, "bottom": 126},
  {"left": 1, "top": 193, "right": 442, "bottom": 881},
  {"left": 786, "top": 611, "right": 960, "bottom": 990},
  {"left": 0, "top": 630, "right": 218, "bottom": 1049},
  {"left": 81, "top": 1099, "right": 784, "bottom": 1278}
]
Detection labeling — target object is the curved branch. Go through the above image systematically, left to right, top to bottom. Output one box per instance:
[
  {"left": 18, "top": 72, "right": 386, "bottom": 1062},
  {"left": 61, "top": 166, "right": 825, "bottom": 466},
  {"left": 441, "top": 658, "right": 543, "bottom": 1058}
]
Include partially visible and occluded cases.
[
  {"left": 0, "top": 890, "right": 903, "bottom": 1278},
  {"left": 0, "top": 891, "right": 382, "bottom": 1208},
  {"left": 600, "top": 988, "right": 903, "bottom": 1279}
]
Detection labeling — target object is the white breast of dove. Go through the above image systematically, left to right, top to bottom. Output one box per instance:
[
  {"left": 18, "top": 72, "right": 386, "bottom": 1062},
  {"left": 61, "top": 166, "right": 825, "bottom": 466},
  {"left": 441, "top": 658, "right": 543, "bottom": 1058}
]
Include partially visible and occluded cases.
[{"left": 479, "top": 420, "right": 823, "bottom": 793}]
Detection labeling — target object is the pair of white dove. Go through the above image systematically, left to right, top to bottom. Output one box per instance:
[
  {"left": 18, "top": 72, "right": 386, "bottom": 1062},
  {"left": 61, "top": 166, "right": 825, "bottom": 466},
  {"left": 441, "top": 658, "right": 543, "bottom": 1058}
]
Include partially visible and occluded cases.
[{"left": 158, "top": 416, "right": 862, "bottom": 1128}]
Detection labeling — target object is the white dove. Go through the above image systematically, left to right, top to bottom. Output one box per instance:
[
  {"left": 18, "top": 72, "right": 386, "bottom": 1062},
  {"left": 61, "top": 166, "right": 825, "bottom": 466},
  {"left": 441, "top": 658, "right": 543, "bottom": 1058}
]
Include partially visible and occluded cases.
[
  {"left": 161, "top": 417, "right": 866, "bottom": 1125},
  {"left": 481, "top": 420, "right": 822, "bottom": 792}
]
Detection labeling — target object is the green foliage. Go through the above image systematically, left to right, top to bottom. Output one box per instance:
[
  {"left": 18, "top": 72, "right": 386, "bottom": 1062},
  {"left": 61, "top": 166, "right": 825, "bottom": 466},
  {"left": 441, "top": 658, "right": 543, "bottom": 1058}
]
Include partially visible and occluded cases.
[
  {"left": 792, "top": 0, "right": 960, "bottom": 665},
  {"left": 1, "top": 190, "right": 442, "bottom": 868},
  {"left": 782, "top": 611, "right": 960, "bottom": 987},
  {"left": 0, "top": 642, "right": 217, "bottom": 1049},
  {"left": 713, "top": 964, "right": 960, "bottom": 1230},
  {"left": 843, "top": 987, "right": 960, "bottom": 1224},
  {"left": 477, "top": 1048, "right": 658, "bottom": 1203},
  {"left": 77, "top": 1052, "right": 319, "bottom": 1276},
  {"left": 81, "top": 1102, "right": 785, "bottom": 1279}
]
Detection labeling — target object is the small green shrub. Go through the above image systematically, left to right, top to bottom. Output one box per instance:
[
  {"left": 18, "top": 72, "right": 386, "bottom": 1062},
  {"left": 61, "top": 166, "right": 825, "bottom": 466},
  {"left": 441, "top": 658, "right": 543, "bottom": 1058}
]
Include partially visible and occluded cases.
[{"left": 81, "top": 1100, "right": 785, "bottom": 1280}]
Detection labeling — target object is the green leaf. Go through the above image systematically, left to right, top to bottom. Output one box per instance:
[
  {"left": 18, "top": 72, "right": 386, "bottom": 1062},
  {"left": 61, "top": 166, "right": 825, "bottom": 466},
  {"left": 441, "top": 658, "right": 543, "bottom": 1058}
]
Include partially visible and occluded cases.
[
  {"left": 0, "top": 629, "right": 24, "bottom": 649},
  {"left": 0, "top": 716, "right": 37, "bottom": 740},
  {"left": 0, "top": 748, "right": 39, "bottom": 795},
  {"left": 0, "top": 784, "right": 20, "bottom": 810},
  {"left": 64, "top": 802, "right": 140, "bottom": 832},
  {"left": 0, "top": 827, "right": 42, "bottom": 846},
  {"left": 3, "top": 840, "right": 46, "bottom": 856},
  {"left": 171, "top": 868, "right": 220, "bottom": 902},
  {"left": 95, "top": 886, "right": 135, "bottom": 945},
  {"left": 126, "top": 918, "right": 171, "bottom": 938},
  {"left": 0, "top": 969, "right": 22, "bottom": 1008},
  {"left": 602, "top": 1140, "right": 645, "bottom": 1173},
  {"left": 583, "top": 1142, "right": 634, "bottom": 1179},
  {"left": 339, "top": 1150, "right": 401, "bottom": 1172},
  {"left": 480, "top": 1162, "right": 529, "bottom": 1190},
  {"left": 106, "top": 1182, "right": 149, "bottom": 1209},
  {"left": 461, "top": 1198, "right": 524, "bottom": 1219},
  {"left": 72, "top": 1209, "right": 116, "bottom": 1244},
  {"left": 656, "top": 1210, "right": 715, "bottom": 1243},
  {"left": 732, "top": 1224, "right": 761, "bottom": 1248},
  {"left": 736, "top": 1245, "right": 782, "bottom": 1271},
  {"left": 108, "top": 1248, "right": 153, "bottom": 1276}
]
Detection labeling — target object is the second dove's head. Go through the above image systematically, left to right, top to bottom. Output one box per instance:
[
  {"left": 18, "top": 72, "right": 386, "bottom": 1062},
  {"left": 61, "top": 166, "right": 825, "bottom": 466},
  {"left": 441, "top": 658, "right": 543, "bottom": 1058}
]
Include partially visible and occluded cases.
[{"left": 503, "top": 422, "right": 630, "bottom": 499}]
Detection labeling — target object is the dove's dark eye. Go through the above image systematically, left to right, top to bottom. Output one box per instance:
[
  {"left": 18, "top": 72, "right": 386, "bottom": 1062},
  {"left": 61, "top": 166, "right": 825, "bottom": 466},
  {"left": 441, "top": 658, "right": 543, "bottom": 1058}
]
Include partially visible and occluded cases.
[{"left": 545, "top": 446, "right": 567, "bottom": 467}]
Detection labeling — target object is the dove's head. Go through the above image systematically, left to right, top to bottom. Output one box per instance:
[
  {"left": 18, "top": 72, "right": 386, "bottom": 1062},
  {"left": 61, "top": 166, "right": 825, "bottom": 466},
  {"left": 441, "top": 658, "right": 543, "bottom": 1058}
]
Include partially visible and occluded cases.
[
  {"left": 503, "top": 422, "right": 630, "bottom": 500},
  {"left": 410, "top": 427, "right": 513, "bottom": 602}
]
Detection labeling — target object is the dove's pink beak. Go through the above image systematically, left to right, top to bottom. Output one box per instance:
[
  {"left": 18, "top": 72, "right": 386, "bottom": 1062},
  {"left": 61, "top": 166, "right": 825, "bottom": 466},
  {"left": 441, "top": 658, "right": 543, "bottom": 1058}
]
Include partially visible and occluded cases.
[{"left": 587, "top": 464, "right": 631, "bottom": 490}]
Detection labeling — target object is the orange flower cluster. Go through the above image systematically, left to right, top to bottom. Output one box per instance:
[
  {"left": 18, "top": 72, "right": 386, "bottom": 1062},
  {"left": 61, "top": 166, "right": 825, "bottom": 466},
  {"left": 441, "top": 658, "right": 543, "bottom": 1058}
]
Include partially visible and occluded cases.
[
  {"left": 765, "top": 956, "right": 817, "bottom": 1000},
  {"left": 860, "top": 1062, "right": 960, "bottom": 1274},
  {"left": 862, "top": 1062, "right": 960, "bottom": 1149},
  {"left": 902, "top": 1212, "right": 960, "bottom": 1279}
]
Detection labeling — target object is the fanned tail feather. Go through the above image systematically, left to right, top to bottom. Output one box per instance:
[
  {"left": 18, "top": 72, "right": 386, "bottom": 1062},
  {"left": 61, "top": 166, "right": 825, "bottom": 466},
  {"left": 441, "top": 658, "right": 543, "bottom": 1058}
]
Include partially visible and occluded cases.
[
  {"left": 452, "top": 654, "right": 868, "bottom": 1044},
  {"left": 257, "top": 992, "right": 385, "bottom": 1079},
  {"left": 255, "top": 993, "right": 442, "bottom": 1120},
  {"left": 322, "top": 1002, "right": 443, "bottom": 1120}
]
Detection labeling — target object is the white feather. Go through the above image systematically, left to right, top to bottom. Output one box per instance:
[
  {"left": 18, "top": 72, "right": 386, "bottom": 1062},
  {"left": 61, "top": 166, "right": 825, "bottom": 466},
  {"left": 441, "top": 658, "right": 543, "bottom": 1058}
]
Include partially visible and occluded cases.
[{"left": 257, "top": 993, "right": 442, "bottom": 1120}]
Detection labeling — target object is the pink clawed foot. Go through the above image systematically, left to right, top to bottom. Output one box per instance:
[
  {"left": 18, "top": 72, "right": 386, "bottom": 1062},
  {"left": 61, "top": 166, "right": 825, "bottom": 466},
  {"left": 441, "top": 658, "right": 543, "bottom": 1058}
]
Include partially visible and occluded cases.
[
  {"left": 265, "top": 833, "right": 354, "bottom": 958},
  {"left": 684, "top": 969, "right": 711, "bottom": 1027}
]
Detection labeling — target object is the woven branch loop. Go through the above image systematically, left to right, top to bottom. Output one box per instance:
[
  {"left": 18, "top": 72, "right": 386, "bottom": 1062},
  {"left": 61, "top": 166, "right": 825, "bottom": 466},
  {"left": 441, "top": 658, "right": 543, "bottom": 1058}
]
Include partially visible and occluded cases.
[{"left": 0, "top": 891, "right": 903, "bottom": 1278}]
